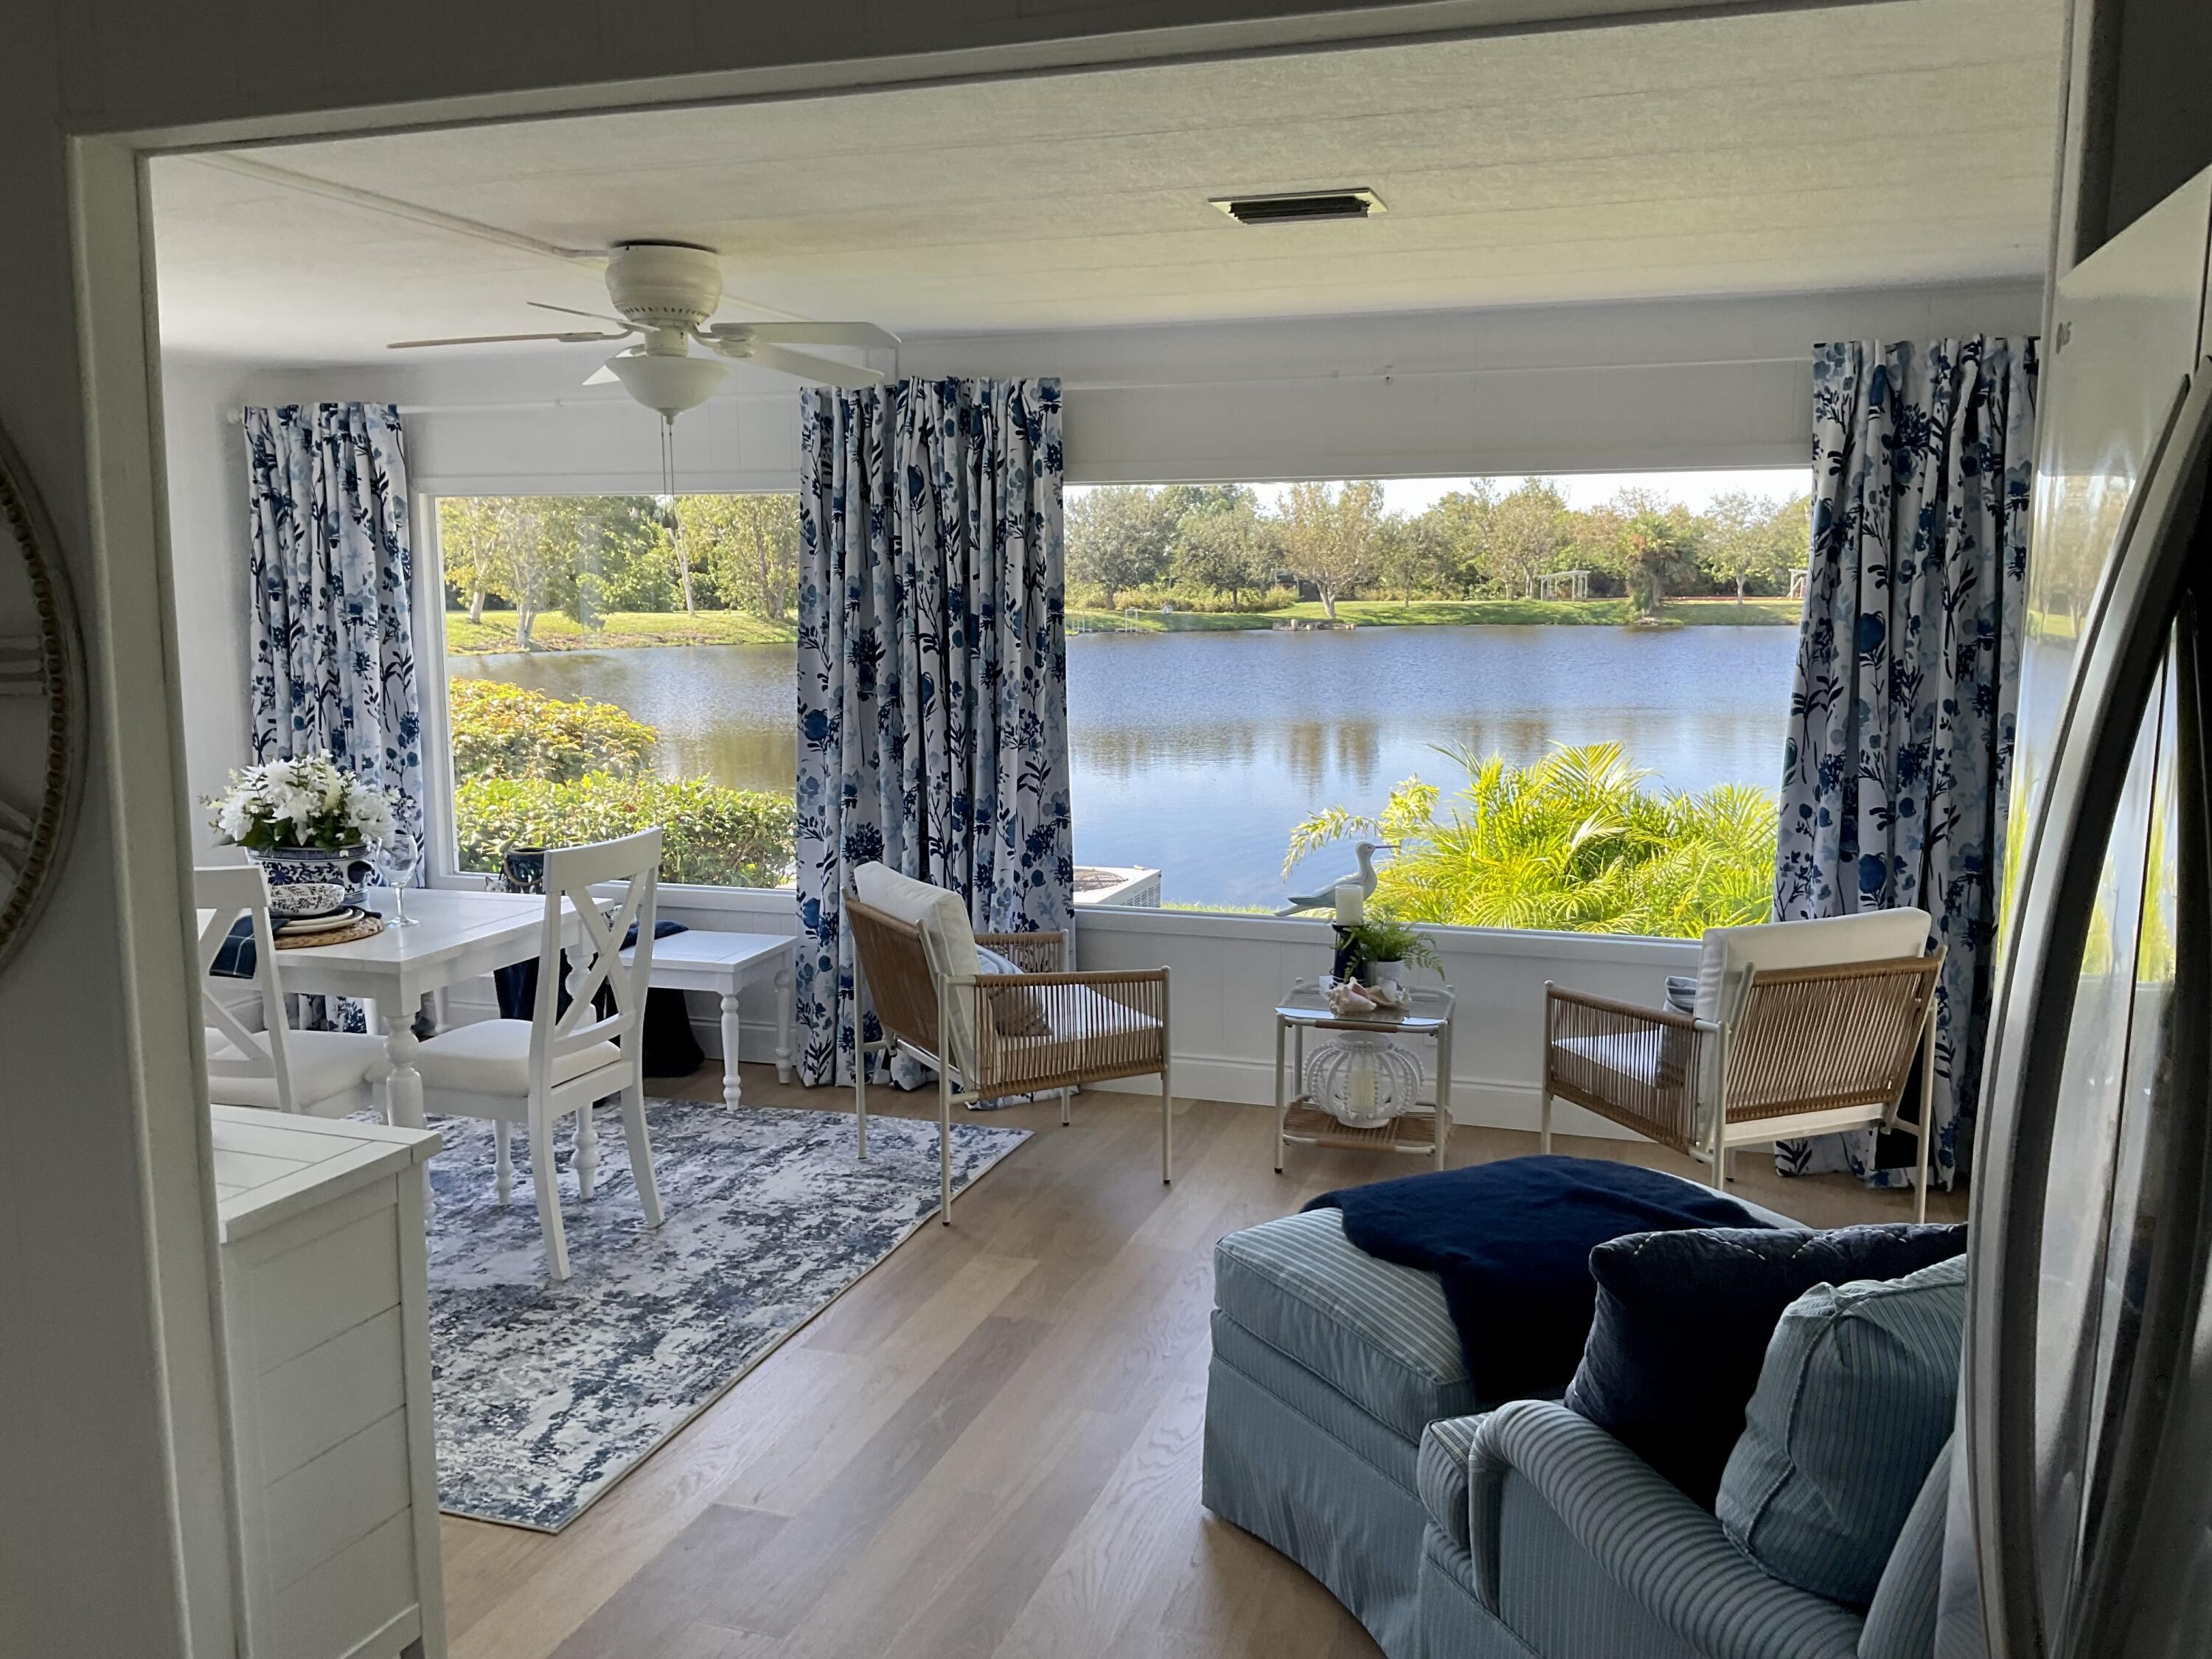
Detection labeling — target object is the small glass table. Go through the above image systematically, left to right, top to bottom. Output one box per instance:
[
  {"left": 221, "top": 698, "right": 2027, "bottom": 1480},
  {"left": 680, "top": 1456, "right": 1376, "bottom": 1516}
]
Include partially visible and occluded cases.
[{"left": 1273, "top": 979, "right": 1455, "bottom": 1172}]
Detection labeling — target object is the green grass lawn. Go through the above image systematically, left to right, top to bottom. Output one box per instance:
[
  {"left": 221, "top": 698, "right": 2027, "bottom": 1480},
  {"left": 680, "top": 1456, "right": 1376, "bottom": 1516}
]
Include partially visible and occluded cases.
[
  {"left": 452, "top": 595, "right": 1798, "bottom": 652},
  {"left": 1068, "top": 595, "right": 1800, "bottom": 633},
  {"left": 445, "top": 610, "right": 799, "bottom": 653}
]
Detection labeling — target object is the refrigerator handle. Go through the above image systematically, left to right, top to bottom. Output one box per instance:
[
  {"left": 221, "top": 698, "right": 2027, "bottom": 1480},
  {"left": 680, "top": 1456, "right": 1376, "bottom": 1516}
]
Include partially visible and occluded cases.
[{"left": 1964, "top": 363, "right": 2212, "bottom": 1658}]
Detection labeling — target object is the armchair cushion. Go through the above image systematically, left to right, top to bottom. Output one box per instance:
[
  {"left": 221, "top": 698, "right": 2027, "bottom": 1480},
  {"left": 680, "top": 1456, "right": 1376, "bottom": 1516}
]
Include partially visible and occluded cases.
[
  {"left": 852, "top": 861, "right": 982, "bottom": 1065},
  {"left": 1693, "top": 909, "right": 1930, "bottom": 1023},
  {"left": 974, "top": 946, "right": 1050, "bottom": 1036},
  {"left": 985, "top": 983, "right": 1161, "bottom": 1082},
  {"left": 1564, "top": 1224, "right": 1966, "bottom": 1509},
  {"left": 1718, "top": 1255, "right": 1966, "bottom": 1609},
  {"left": 1470, "top": 1401, "right": 1864, "bottom": 1659}
]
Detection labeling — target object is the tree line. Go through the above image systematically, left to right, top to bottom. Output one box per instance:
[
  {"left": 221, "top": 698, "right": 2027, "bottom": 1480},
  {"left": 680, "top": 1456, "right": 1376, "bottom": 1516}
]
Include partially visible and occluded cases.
[
  {"left": 1068, "top": 479, "right": 1810, "bottom": 620},
  {"left": 439, "top": 494, "right": 801, "bottom": 648}
]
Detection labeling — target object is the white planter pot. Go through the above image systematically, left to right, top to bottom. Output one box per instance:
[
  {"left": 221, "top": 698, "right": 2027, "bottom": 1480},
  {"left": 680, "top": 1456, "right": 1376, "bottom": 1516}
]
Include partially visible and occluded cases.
[{"left": 1359, "top": 959, "right": 1405, "bottom": 989}]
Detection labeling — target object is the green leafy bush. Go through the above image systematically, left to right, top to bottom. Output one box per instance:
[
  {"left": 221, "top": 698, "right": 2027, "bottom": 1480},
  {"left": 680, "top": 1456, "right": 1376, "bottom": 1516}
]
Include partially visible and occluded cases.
[
  {"left": 448, "top": 678, "right": 658, "bottom": 782},
  {"left": 1287, "top": 742, "right": 1777, "bottom": 939},
  {"left": 454, "top": 773, "right": 796, "bottom": 889}
]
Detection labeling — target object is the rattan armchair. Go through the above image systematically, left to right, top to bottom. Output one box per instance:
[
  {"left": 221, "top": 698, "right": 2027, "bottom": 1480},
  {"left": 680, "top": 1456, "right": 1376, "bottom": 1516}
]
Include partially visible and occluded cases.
[
  {"left": 845, "top": 894, "right": 1174, "bottom": 1224},
  {"left": 1542, "top": 947, "right": 1946, "bottom": 1221}
]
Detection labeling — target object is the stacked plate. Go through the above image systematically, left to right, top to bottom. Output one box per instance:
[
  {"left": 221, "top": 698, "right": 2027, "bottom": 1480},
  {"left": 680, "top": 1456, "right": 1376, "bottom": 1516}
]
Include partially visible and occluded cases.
[{"left": 274, "top": 903, "right": 366, "bottom": 939}]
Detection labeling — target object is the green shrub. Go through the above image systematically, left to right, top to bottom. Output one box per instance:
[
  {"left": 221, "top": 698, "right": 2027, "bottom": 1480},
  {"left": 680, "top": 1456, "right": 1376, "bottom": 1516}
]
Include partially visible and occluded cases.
[
  {"left": 448, "top": 678, "right": 657, "bottom": 782},
  {"left": 1287, "top": 742, "right": 1777, "bottom": 939},
  {"left": 455, "top": 773, "right": 797, "bottom": 888}
]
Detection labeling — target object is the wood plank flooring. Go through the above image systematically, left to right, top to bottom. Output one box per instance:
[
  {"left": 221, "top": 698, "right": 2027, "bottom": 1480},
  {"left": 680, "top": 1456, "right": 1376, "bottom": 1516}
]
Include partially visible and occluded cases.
[{"left": 442, "top": 1066, "right": 1967, "bottom": 1659}]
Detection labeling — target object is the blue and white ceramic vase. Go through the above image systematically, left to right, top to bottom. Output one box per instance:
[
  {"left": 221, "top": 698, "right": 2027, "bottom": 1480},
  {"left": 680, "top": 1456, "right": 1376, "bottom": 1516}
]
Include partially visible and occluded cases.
[{"left": 249, "top": 844, "right": 377, "bottom": 906}]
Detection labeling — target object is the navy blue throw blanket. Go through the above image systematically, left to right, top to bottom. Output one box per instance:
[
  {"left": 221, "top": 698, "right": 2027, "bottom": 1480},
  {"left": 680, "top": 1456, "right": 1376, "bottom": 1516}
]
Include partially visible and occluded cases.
[{"left": 1305, "top": 1155, "right": 1775, "bottom": 1404}]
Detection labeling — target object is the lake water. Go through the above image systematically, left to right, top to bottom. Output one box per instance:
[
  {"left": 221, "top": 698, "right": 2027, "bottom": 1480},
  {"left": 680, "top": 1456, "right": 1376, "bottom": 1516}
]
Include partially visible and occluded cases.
[{"left": 453, "top": 624, "right": 1800, "bottom": 909}]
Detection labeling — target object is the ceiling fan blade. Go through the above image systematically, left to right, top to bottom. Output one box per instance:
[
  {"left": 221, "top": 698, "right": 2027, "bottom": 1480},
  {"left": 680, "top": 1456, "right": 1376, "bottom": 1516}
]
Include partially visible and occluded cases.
[
  {"left": 529, "top": 300, "right": 635, "bottom": 328},
  {"left": 711, "top": 320, "right": 900, "bottom": 349},
  {"left": 388, "top": 329, "right": 629, "bottom": 349},
  {"left": 747, "top": 343, "right": 887, "bottom": 389}
]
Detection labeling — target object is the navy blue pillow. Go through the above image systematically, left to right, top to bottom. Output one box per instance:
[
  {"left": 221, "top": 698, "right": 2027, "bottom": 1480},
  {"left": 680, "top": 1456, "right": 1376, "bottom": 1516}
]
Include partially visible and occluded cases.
[{"left": 1563, "top": 1223, "right": 1966, "bottom": 1509}]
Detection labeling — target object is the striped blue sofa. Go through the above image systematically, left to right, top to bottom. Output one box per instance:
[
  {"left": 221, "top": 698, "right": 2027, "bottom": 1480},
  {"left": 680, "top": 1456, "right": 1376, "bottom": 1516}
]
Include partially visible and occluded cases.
[
  {"left": 1201, "top": 1186, "right": 1787, "bottom": 1658},
  {"left": 1202, "top": 1198, "right": 1952, "bottom": 1659},
  {"left": 1414, "top": 1405, "right": 1950, "bottom": 1658}
]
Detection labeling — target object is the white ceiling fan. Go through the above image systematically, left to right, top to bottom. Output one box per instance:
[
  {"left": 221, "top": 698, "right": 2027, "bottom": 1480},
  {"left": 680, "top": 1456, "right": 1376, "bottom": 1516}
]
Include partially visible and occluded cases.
[{"left": 386, "top": 240, "right": 899, "bottom": 416}]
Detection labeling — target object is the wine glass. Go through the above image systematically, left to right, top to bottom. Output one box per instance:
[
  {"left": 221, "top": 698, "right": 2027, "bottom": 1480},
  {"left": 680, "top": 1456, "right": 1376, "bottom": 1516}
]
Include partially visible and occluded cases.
[{"left": 383, "top": 831, "right": 420, "bottom": 927}]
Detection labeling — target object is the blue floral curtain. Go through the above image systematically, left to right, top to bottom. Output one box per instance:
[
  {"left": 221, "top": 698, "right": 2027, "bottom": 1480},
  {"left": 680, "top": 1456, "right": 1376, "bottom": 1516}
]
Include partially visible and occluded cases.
[
  {"left": 1775, "top": 338, "right": 2037, "bottom": 1191},
  {"left": 793, "top": 378, "right": 1071, "bottom": 1088},
  {"left": 243, "top": 403, "right": 423, "bottom": 849}
]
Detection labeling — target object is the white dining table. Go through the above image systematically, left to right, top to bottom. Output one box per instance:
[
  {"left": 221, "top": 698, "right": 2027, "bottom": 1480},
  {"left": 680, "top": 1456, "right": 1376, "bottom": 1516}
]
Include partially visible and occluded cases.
[{"left": 257, "top": 886, "right": 600, "bottom": 1144}]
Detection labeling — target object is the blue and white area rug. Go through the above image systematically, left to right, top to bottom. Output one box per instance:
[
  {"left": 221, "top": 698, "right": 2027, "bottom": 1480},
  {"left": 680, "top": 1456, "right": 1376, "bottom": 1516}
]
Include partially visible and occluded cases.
[{"left": 422, "top": 1099, "right": 1028, "bottom": 1531}]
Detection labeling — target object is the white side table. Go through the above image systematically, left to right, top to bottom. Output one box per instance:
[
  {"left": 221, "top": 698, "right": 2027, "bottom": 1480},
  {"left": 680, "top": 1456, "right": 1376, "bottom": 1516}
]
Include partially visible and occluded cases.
[
  {"left": 626, "top": 931, "right": 796, "bottom": 1107},
  {"left": 1273, "top": 979, "right": 1456, "bottom": 1172}
]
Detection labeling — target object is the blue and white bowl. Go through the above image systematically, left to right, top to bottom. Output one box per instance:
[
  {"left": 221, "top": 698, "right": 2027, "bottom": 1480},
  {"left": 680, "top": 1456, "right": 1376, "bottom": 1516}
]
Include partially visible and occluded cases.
[
  {"left": 250, "top": 845, "right": 375, "bottom": 907},
  {"left": 268, "top": 881, "right": 346, "bottom": 919}
]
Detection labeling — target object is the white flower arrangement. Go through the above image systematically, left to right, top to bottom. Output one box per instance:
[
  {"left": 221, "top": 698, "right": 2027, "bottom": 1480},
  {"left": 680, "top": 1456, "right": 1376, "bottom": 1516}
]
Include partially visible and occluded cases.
[{"left": 205, "top": 754, "right": 400, "bottom": 852}]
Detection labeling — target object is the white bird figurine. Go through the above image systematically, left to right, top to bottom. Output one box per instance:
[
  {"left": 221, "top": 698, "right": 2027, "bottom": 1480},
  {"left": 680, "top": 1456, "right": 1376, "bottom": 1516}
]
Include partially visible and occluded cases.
[{"left": 1278, "top": 841, "right": 1394, "bottom": 917}]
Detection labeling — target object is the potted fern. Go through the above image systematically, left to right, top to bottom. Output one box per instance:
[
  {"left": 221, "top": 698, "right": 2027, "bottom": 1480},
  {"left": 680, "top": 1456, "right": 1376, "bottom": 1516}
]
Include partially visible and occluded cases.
[{"left": 1340, "top": 917, "right": 1439, "bottom": 988}]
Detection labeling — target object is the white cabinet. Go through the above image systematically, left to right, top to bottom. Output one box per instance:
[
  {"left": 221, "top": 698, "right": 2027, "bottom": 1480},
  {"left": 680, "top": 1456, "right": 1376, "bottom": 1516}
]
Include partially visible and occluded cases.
[{"left": 212, "top": 1107, "right": 445, "bottom": 1659}]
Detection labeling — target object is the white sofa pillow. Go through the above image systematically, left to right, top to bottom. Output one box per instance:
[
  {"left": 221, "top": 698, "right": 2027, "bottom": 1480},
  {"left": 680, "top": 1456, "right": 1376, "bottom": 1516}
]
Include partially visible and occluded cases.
[
  {"left": 852, "top": 862, "right": 983, "bottom": 1070},
  {"left": 1692, "top": 908, "right": 1932, "bottom": 1025}
]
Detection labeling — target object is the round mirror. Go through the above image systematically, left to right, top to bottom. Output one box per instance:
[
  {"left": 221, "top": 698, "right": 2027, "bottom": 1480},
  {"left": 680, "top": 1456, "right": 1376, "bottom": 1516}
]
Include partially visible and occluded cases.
[{"left": 0, "top": 425, "right": 85, "bottom": 974}]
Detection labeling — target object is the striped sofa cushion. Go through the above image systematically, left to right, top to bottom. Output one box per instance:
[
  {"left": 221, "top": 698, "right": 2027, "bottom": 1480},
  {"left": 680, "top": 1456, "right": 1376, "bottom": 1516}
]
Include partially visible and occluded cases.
[
  {"left": 1214, "top": 1207, "right": 1474, "bottom": 1440},
  {"left": 1718, "top": 1255, "right": 1966, "bottom": 1609},
  {"left": 1418, "top": 1413, "right": 1486, "bottom": 1552},
  {"left": 1858, "top": 1434, "right": 1953, "bottom": 1659}
]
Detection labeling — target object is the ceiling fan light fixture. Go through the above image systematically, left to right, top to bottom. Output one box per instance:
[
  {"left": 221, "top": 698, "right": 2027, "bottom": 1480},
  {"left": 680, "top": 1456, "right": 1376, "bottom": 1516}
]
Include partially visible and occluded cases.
[{"left": 607, "top": 352, "right": 728, "bottom": 416}]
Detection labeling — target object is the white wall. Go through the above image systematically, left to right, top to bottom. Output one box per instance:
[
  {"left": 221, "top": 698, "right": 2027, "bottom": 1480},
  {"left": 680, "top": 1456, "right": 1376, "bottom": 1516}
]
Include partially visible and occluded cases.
[{"left": 161, "top": 356, "right": 257, "bottom": 849}]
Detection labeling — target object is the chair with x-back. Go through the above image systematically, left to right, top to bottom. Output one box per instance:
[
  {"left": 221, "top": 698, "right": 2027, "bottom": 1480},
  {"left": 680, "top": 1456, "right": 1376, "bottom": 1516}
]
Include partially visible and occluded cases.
[
  {"left": 411, "top": 829, "right": 667, "bottom": 1279},
  {"left": 196, "top": 864, "right": 389, "bottom": 1119}
]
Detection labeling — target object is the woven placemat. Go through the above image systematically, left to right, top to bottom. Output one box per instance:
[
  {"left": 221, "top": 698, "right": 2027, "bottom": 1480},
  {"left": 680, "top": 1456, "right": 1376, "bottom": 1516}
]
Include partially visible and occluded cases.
[{"left": 274, "top": 913, "right": 386, "bottom": 950}]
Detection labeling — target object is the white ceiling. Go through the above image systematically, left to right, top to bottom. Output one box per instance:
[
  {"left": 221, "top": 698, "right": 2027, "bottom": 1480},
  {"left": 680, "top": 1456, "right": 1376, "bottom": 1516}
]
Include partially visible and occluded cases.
[{"left": 150, "top": 0, "right": 2064, "bottom": 365}]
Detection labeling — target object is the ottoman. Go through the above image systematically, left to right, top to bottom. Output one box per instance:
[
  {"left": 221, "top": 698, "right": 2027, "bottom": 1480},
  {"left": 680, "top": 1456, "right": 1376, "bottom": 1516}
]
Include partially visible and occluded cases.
[{"left": 1202, "top": 1206, "right": 1473, "bottom": 1658}]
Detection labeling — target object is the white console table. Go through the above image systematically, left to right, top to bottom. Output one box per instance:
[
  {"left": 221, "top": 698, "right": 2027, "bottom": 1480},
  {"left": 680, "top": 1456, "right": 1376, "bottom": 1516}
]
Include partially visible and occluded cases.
[
  {"left": 625, "top": 930, "right": 796, "bottom": 1107},
  {"left": 212, "top": 1107, "right": 445, "bottom": 1659}
]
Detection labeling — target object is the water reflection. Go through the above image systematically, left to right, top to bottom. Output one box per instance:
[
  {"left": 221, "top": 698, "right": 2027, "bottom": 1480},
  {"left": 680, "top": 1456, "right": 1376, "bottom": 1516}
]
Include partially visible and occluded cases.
[{"left": 453, "top": 624, "right": 1798, "bottom": 908}]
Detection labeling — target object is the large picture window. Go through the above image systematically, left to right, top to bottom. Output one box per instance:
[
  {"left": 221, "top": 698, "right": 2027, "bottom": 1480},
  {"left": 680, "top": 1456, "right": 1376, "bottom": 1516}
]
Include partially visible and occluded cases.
[
  {"left": 1065, "top": 471, "right": 1812, "bottom": 936},
  {"left": 426, "top": 472, "right": 1809, "bottom": 933},
  {"left": 431, "top": 493, "right": 800, "bottom": 891}
]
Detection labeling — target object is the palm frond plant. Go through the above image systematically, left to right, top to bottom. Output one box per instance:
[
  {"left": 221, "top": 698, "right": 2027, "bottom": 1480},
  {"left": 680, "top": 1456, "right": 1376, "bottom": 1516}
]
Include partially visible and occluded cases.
[
  {"left": 1286, "top": 742, "right": 1778, "bottom": 940},
  {"left": 1340, "top": 917, "right": 1441, "bottom": 975}
]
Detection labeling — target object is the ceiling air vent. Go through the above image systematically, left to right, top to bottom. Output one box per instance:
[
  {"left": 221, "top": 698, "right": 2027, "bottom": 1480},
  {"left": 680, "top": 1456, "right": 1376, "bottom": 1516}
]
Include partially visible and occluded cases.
[{"left": 1211, "top": 187, "right": 1385, "bottom": 226}]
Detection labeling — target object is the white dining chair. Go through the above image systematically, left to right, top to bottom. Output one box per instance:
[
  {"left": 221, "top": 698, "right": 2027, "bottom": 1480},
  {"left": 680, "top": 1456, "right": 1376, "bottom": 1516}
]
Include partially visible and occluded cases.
[
  {"left": 410, "top": 829, "right": 667, "bottom": 1279},
  {"left": 196, "top": 865, "right": 389, "bottom": 1118}
]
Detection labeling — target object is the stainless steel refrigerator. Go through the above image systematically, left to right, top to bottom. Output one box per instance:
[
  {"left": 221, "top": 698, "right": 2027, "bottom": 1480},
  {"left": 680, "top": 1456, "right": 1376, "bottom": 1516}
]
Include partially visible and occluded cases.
[{"left": 1944, "top": 164, "right": 2212, "bottom": 1654}]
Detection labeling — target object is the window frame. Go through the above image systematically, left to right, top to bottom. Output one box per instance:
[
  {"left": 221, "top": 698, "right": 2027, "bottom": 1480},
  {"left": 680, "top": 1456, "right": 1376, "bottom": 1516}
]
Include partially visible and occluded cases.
[{"left": 411, "top": 483, "right": 801, "bottom": 904}]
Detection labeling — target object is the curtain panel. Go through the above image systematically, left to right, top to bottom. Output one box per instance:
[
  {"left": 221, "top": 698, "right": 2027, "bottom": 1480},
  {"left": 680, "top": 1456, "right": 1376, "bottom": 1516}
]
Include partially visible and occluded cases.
[
  {"left": 1775, "top": 337, "right": 2038, "bottom": 1191},
  {"left": 793, "top": 378, "right": 1072, "bottom": 1088},
  {"left": 243, "top": 402, "right": 424, "bottom": 848}
]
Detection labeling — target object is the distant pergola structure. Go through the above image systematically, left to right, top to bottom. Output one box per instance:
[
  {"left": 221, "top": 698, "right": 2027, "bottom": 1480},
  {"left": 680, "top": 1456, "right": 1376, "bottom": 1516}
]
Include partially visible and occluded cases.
[
  {"left": 1789, "top": 568, "right": 1809, "bottom": 601},
  {"left": 1537, "top": 569, "right": 1592, "bottom": 600}
]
